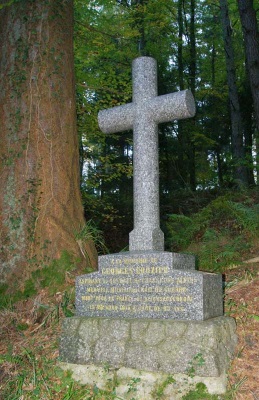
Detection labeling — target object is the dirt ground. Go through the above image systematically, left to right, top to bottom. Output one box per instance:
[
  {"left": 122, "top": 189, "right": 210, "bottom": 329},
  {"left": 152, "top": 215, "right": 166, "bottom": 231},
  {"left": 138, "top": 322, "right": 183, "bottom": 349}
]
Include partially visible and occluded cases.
[{"left": 224, "top": 258, "right": 259, "bottom": 400}]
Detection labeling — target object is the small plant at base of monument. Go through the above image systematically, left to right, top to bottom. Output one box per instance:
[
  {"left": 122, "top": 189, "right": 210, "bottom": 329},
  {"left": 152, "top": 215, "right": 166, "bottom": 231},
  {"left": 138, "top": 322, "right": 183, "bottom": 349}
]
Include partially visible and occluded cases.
[
  {"left": 75, "top": 219, "right": 108, "bottom": 263},
  {"left": 185, "top": 353, "right": 205, "bottom": 378},
  {"left": 182, "top": 354, "right": 228, "bottom": 399},
  {"left": 154, "top": 375, "right": 176, "bottom": 399},
  {"left": 126, "top": 377, "right": 141, "bottom": 400},
  {"left": 182, "top": 382, "right": 219, "bottom": 399}
]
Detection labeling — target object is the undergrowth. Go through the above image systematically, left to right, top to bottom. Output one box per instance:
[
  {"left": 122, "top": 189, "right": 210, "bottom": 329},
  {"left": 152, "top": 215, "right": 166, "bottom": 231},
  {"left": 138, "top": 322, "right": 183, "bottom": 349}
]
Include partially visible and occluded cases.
[
  {"left": 165, "top": 195, "right": 259, "bottom": 271},
  {"left": 0, "top": 251, "right": 81, "bottom": 310},
  {"left": 0, "top": 347, "right": 120, "bottom": 400},
  {"left": 181, "top": 382, "right": 219, "bottom": 399}
]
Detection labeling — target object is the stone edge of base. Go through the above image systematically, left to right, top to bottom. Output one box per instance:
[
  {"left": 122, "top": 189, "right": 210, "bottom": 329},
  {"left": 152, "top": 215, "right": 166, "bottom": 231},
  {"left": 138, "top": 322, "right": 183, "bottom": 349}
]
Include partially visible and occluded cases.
[{"left": 59, "top": 362, "right": 228, "bottom": 399}]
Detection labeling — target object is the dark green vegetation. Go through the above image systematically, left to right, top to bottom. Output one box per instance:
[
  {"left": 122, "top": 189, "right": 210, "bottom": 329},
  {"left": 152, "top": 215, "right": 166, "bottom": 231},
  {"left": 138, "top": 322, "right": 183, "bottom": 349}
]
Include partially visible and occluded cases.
[
  {"left": 164, "top": 190, "right": 259, "bottom": 271},
  {"left": 0, "top": 251, "right": 78, "bottom": 310},
  {"left": 182, "top": 383, "right": 219, "bottom": 399}
]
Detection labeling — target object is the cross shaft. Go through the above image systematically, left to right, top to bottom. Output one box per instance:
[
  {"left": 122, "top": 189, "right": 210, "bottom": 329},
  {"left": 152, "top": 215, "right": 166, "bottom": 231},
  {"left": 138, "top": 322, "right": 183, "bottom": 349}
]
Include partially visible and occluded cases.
[{"left": 98, "top": 57, "right": 195, "bottom": 251}]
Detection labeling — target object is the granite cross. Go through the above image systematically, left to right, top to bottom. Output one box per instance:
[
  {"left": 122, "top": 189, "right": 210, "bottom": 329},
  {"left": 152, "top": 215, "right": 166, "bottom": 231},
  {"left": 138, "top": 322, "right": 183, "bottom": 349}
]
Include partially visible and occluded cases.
[{"left": 98, "top": 56, "right": 195, "bottom": 252}]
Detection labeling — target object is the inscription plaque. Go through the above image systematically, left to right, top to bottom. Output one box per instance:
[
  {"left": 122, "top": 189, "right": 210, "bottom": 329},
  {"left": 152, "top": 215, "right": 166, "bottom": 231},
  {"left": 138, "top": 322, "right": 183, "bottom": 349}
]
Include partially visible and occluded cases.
[{"left": 76, "top": 252, "right": 223, "bottom": 321}]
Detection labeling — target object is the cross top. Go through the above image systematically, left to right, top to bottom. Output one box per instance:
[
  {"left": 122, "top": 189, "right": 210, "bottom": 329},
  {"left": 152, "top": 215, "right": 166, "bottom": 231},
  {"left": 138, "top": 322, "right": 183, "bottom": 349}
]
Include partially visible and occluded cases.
[{"left": 98, "top": 57, "right": 195, "bottom": 252}]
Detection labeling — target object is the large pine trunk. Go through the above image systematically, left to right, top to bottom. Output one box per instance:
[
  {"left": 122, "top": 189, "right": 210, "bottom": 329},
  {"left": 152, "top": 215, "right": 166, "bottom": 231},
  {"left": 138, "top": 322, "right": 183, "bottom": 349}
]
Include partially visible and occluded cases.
[{"left": 0, "top": 0, "right": 97, "bottom": 282}]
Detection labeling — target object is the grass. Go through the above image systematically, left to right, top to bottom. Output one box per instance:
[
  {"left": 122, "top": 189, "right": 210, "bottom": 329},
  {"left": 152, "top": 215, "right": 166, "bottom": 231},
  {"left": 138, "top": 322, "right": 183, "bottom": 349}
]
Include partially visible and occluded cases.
[
  {"left": 0, "top": 301, "right": 122, "bottom": 400},
  {"left": 0, "top": 347, "right": 91, "bottom": 399}
]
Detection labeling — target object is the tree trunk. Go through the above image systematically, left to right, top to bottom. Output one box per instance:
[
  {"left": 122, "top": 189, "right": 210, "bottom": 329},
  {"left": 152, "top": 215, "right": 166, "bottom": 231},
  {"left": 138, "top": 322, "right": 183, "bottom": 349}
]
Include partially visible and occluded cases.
[
  {"left": 0, "top": 0, "right": 97, "bottom": 282},
  {"left": 132, "top": 0, "right": 148, "bottom": 55},
  {"left": 177, "top": 0, "right": 186, "bottom": 187},
  {"left": 182, "top": 0, "right": 197, "bottom": 191},
  {"left": 188, "top": 0, "right": 196, "bottom": 191},
  {"left": 219, "top": 0, "right": 248, "bottom": 186},
  {"left": 237, "top": 0, "right": 259, "bottom": 132},
  {"left": 241, "top": 77, "right": 255, "bottom": 185}
]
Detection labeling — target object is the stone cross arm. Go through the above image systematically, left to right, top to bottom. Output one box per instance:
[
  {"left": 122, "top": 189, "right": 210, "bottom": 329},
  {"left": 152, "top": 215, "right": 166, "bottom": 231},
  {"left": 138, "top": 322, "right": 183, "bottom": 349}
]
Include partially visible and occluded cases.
[{"left": 98, "top": 89, "right": 195, "bottom": 134}]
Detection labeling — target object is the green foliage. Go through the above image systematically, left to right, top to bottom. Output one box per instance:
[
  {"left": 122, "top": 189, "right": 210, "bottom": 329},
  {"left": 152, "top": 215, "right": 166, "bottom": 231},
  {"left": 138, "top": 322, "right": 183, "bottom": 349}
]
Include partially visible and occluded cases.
[
  {"left": 0, "top": 1, "right": 16, "bottom": 10},
  {"left": 82, "top": 191, "right": 133, "bottom": 253},
  {"left": 165, "top": 195, "right": 259, "bottom": 271},
  {"left": 165, "top": 214, "right": 195, "bottom": 250},
  {"left": 75, "top": 219, "right": 108, "bottom": 255},
  {"left": 197, "top": 230, "right": 241, "bottom": 271},
  {"left": 0, "top": 251, "right": 79, "bottom": 311},
  {"left": 30, "top": 251, "right": 78, "bottom": 295},
  {"left": 23, "top": 278, "right": 37, "bottom": 298},
  {"left": 0, "top": 283, "right": 11, "bottom": 309},
  {"left": 0, "top": 284, "right": 25, "bottom": 309},
  {"left": 1, "top": 341, "right": 138, "bottom": 399},
  {"left": 0, "top": 348, "right": 90, "bottom": 400},
  {"left": 186, "top": 353, "right": 205, "bottom": 378},
  {"left": 155, "top": 375, "right": 176, "bottom": 399},
  {"left": 126, "top": 376, "right": 141, "bottom": 397},
  {"left": 182, "top": 382, "right": 219, "bottom": 399}
]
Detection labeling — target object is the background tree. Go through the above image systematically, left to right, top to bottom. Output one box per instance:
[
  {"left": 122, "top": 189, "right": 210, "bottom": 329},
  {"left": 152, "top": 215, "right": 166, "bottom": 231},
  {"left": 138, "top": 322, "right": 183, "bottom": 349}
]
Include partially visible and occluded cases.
[
  {"left": 0, "top": 0, "right": 97, "bottom": 283},
  {"left": 219, "top": 0, "right": 248, "bottom": 186},
  {"left": 237, "top": 0, "right": 259, "bottom": 131},
  {"left": 237, "top": 0, "right": 259, "bottom": 180}
]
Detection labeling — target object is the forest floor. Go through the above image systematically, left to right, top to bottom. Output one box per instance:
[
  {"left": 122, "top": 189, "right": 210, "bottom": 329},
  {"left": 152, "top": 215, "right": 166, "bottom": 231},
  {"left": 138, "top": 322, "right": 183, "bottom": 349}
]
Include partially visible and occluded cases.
[
  {"left": 0, "top": 256, "right": 258, "bottom": 399},
  {"left": 223, "top": 256, "right": 259, "bottom": 400}
]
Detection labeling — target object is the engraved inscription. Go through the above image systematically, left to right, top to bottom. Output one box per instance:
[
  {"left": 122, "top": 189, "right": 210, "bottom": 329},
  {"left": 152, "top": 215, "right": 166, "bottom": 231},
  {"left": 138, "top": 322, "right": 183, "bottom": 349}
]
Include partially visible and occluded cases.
[
  {"left": 74, "top": 252, "right": 220, "bottom": 320},
  {"left": 77, "top": 266, "right": 199, "bottom": 318}
]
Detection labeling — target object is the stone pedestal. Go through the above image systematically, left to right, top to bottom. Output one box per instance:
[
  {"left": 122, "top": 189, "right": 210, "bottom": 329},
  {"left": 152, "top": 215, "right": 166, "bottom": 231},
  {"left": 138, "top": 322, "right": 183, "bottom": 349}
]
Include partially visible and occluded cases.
[
  {"left": 59, "top": 251, "right": 237, "bottom": 397},
  {"left": 59, "top": 316, "right": 237, "bottom": 398}
]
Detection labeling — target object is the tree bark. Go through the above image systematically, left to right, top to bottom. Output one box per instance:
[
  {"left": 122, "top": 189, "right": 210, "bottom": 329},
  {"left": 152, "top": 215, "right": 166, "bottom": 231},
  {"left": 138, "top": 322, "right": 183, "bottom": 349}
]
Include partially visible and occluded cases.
[
  {"left": 0, "top": 0, "right": 97, "bottom": 282},
  {"left": 177, "top": 0, "right": 186, "bottom": 187},
  {"left": 182, "top": 0, "right": 197, "bottom": 190},
  {"left": 188, "top": 0, "right": 196, "bottom": 191},
  {"left": 219, "top": 0, "right": 248, "bottom": 186},
  {"left": 237, "top": 0, "right": 259, "bottom": 132},
  {"left": 241, "top": 77, "right": 256, "bottom": 185}
]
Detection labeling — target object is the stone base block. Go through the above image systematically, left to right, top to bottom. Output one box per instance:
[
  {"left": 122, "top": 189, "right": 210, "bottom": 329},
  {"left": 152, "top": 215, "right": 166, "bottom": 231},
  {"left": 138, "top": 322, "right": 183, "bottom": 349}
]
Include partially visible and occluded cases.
[
  {"left": 59, "top": 316, "right": 237, "bottom": 395},
  {"left": 59, "top": 363, "right": 229, "bottom": 398}
]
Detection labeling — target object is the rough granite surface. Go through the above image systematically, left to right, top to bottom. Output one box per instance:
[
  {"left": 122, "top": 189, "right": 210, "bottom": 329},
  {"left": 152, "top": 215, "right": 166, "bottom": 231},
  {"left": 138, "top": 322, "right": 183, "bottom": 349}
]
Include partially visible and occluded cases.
[
  {"left": 98, "top": 57, "right": 195, "bottom": 251},
  {"left": 60, "top": 316, "right": 237, "bottom": 378}
]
